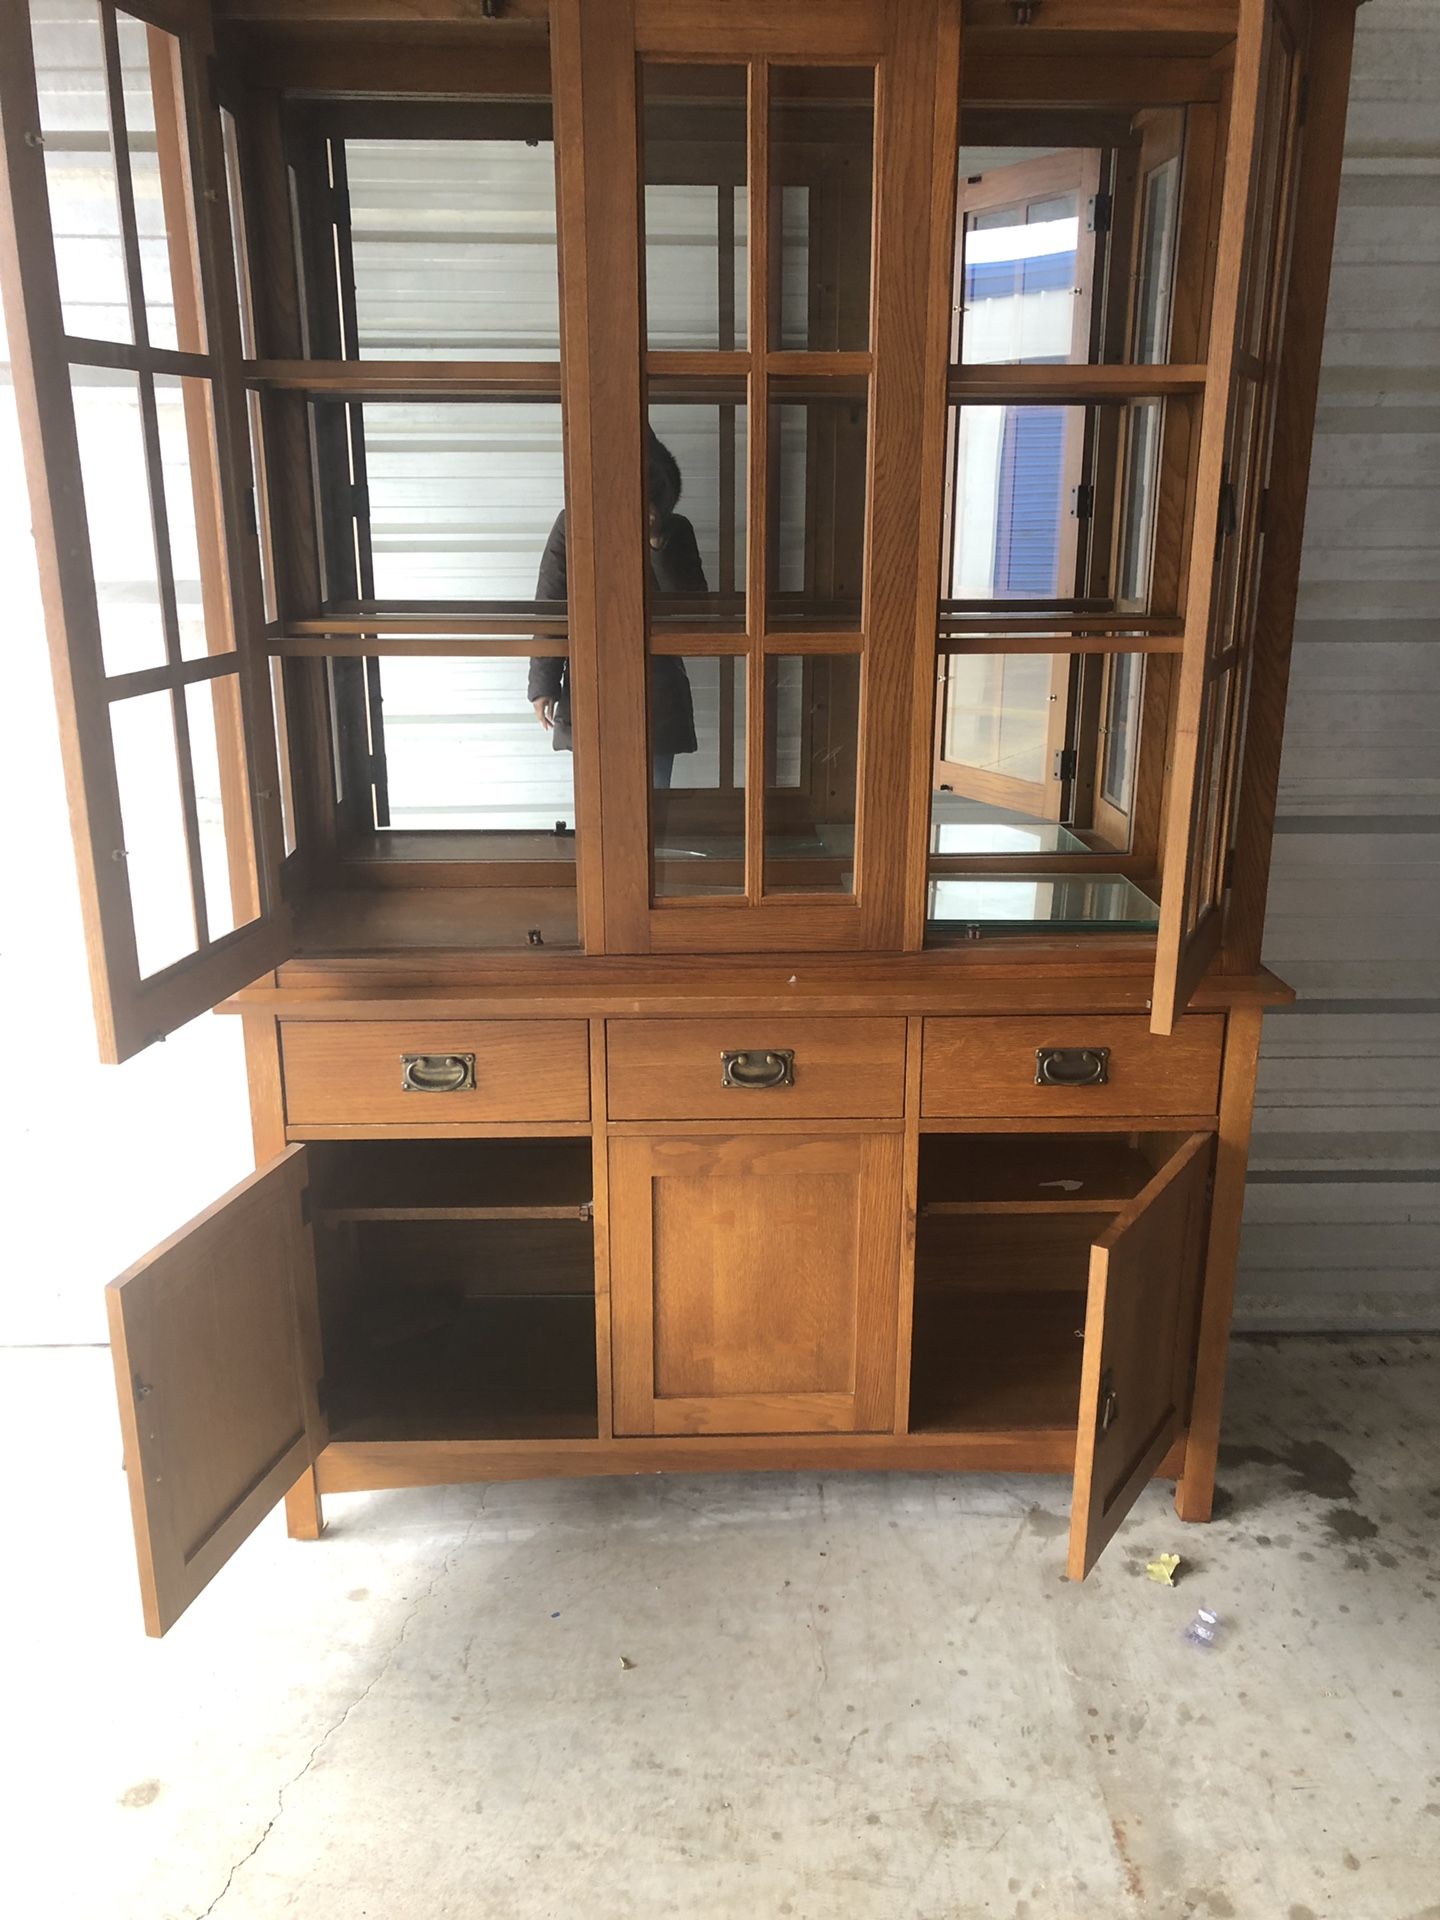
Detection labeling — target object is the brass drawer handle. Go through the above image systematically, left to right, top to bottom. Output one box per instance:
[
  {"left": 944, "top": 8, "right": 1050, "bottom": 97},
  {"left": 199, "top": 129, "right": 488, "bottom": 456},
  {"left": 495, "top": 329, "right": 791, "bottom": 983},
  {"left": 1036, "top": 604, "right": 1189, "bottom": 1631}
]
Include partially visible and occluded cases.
[
  {"left": 1035, "top": 1046, "right": 1110, "bottom": 1088},
  {"left": 720, "top": 1048, "right": 795, "bottom": 1091},
  {"left": 400, "top": 1053, "right": 476, "bottom": 1094}
]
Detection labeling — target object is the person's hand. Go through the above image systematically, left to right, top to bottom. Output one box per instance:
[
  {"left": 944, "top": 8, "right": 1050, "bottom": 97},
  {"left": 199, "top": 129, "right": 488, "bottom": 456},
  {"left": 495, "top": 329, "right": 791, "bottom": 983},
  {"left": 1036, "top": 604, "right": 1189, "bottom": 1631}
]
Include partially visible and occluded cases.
[{"left": 532, "top": 697, "right": 557, "bottom": 730}]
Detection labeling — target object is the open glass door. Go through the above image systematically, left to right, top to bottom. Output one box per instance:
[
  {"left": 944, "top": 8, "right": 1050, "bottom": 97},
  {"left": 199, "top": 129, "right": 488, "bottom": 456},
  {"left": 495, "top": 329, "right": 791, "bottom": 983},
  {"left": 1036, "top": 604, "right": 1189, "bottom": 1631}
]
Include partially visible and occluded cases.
[
  {"left": 0, "top": 0, "right": 289, "bottom": 1061},
  {"left": 1150, "top": 0, "right": 1307, "bottom": 1031},
  {"left": 1067, "top": 1132, "right": 1211, "bottom": 1580},
  {"left": 107, "top": 1147, "right": 323, "bottom": 1636}
]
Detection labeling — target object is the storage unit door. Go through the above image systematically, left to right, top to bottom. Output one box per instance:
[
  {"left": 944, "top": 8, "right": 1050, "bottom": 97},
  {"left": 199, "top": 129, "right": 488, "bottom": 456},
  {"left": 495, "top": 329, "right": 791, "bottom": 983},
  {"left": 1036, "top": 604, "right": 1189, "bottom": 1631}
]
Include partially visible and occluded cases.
[
  {"left": 609, "top": 1132, "right": 903, "bottom": 1436},
  {"left": 1067, "top": 1133, "right": 1212, "bottom": 1579},
  {"left": 106, "top": 1148, "right": 322, "bottom": 1635}
]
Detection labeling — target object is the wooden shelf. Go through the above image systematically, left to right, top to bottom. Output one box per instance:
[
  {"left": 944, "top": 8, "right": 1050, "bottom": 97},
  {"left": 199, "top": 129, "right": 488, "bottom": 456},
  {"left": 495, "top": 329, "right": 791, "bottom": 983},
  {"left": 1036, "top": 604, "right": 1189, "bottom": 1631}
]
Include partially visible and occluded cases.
[
  {"left": 948, "top": 363, "right": 1205, "bottom": 402},
  {"left": 919, "top": 1133, "right": 1157, "bottom": 1209},
  {"left": 311, "top": 1140, "right": 592, "bottom": 1220},
  {"left": 909, "top": 1289, "right": 1086, "bottom": 1433}
]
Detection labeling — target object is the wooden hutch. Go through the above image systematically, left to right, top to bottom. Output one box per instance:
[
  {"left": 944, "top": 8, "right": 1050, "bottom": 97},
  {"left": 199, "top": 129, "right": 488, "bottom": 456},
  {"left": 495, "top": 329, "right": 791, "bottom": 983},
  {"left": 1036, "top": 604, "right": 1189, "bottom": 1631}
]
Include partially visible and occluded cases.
[{"left": 0, "top": 0, "right": 1358, "bottom": 1633}]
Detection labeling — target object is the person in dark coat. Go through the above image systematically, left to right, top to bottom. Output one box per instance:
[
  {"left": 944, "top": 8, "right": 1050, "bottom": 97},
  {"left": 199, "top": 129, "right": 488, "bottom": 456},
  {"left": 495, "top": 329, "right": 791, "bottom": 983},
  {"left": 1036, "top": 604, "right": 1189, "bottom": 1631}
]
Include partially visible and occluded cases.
[{"left": 528, "top": 430, "right": 703, "bottom": 789}]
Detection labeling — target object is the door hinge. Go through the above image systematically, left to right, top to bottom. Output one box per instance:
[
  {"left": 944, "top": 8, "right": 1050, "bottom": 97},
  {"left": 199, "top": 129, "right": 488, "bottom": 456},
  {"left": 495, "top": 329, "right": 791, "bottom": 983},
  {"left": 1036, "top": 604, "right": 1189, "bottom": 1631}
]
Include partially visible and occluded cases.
[
  {"left": 1087, "top": 191, "right": 1112, "bottom": 235},
  {"left": 1215, "top": 477, "right": 1239, "bottom": 558},
  {"left": 1071, "top": 481, "right": 1095, "bottom": 522},
  {"left": 1053, "top": 747, "right": 1078, "bottom": 782},
  {"left": 1221, "top": 848, "right": 1236, "bottom": 893}
]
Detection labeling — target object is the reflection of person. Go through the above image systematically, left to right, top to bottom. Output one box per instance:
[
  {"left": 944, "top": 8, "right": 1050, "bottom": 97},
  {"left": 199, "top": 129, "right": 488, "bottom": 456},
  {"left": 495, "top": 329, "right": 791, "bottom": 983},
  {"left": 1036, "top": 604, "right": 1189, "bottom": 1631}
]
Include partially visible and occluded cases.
[{"left": 528, "top": 430, "right": 703, "bottom": 789}]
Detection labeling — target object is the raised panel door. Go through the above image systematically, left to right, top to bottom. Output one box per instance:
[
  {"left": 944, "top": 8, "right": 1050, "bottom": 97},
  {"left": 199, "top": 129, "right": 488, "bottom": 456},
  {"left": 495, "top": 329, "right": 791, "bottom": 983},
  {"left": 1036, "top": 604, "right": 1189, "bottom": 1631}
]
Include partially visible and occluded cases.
[{"left": 609, "top": 1130, "right": 903, "bottom": 1435}]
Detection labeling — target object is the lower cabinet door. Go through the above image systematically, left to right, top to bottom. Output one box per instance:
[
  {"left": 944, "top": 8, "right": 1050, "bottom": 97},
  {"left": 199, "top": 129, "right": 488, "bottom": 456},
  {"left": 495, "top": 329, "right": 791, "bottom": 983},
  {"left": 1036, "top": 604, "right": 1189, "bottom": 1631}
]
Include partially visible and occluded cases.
[
  {"left": 609, "top": 1132, "right": 904, "bottom": 1436},
  {"left": 1068, "top": 1132, "right": 1212, "bottom": 1579},
  {"left": 106, "top": 1148, "right": 323, "bottom": 1636}
]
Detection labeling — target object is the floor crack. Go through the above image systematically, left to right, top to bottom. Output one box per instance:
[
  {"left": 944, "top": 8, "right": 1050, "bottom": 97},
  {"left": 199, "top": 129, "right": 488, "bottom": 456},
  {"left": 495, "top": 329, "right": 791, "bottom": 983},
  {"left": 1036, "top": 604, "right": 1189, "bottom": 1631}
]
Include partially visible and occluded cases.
[{"left": 193, "top": 1499, "right": 486, "bottom": 1918}]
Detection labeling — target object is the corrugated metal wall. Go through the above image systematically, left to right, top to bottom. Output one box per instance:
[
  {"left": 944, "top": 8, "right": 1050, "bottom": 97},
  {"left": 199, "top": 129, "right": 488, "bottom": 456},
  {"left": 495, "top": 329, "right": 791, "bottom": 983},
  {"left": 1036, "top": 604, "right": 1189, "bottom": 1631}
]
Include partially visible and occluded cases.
[{"left": 1236, "top": 0, "right": 1440, "bottom": 1328}]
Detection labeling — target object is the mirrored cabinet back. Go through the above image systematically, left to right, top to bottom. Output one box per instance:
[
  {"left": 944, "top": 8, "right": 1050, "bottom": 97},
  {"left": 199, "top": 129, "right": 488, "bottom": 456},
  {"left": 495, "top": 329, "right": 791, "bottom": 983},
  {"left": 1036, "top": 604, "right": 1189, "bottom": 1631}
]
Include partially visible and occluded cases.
[{"left": 0, "top": 0, "right": 1357, "bottom": 1633}]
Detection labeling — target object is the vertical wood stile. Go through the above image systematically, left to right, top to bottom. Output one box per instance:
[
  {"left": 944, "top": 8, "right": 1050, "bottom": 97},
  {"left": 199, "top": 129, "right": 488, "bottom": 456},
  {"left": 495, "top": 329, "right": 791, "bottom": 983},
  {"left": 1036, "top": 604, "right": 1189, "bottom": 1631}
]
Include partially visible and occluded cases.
[
  {"left": 552, "top": 0, "right": 647, "bottom": 950},
  {"left": 1150, "top": 0, "right": 1272, "bottom": 1032},
  {"left": 744, "top": 59, "right": 769, "bottom": 904}
]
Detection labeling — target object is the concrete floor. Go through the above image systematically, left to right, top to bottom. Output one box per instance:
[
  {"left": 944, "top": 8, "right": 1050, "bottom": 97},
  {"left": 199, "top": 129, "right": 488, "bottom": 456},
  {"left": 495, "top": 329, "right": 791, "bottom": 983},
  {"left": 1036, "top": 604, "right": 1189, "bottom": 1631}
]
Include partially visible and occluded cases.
[{"left": 3, "top": 1338, "right": 1437, "bottom": 1920}]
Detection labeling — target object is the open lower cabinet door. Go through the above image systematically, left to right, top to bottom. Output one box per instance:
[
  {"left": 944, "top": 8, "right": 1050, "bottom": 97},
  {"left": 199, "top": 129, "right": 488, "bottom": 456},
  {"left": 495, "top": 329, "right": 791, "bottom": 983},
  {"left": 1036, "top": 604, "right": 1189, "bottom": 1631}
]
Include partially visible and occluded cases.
[
  {"left": 1067, "top": 1134, "right": 1212, "bottom": 1580},
  {"left": 106, "top": 1148, "right": 323, "bottom": 1636}
]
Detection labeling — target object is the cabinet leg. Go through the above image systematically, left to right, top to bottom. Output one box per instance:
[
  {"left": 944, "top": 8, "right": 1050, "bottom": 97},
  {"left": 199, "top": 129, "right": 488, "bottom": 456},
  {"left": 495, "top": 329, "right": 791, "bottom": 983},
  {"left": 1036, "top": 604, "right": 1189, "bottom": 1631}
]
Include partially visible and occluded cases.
[
  {"left": 1176, "top": 1448, "right": 1216, "bottom": 1524},
  {"left": 284, "top": 1466, "right": 325, "bottom": 1540}
]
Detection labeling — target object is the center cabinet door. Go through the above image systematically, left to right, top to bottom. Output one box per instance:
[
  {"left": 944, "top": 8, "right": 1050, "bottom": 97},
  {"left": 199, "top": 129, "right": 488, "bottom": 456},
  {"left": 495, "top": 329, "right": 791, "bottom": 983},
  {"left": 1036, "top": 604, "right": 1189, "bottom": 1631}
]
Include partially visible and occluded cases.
[
  {"left": 1067, "top": 1132, "right": 1212, "bottom": 1579},
  {"left": 609, "top": 1133, "right": 904, "bottom": 1435},
  {"left": 106, "top": 1148, "right": 323, "bottom": 1636}
]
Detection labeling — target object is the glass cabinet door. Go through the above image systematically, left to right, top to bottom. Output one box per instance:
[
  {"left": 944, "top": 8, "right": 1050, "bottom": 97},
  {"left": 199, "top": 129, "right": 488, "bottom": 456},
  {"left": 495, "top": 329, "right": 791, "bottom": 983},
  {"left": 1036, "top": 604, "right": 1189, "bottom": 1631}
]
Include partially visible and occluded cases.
[
  {"left": 0, "top": 0, "right": 289, "bottom": 1061},
  {"left": 564, "top": 0, "right": 958, "bottom": 952}
]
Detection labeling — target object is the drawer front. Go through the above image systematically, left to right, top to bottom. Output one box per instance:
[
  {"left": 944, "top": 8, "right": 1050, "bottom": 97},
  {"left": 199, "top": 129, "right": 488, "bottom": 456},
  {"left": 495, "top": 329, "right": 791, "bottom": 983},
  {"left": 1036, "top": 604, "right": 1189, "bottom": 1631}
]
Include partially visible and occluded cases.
[
  {"left": 921, "top": 1015, "right": 1224, "bottom": 1118},
  {"left": 606, "top": 1017, "right": 907, "bottom": 1120},
  {"left": 282, "top": 1021, "right": 590, "bottom": 1127}
]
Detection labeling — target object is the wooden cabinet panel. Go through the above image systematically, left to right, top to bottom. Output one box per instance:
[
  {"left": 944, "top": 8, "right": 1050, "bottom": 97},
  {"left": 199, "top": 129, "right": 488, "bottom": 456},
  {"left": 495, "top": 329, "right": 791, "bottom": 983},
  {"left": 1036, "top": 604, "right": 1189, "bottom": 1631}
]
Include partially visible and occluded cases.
[
  {"left": 921, "top": 1015, "right": 1224, "bottom": 1119},
  {"left": 606, "top": 1017, "right": 907, "bottom": 1120},
  {"left": 282, "top": 1021, "right": 590, "bottom": 1127},
  {"left": 610, "top": 1132, "right": 903, "bottom": 1435},
  {"left": 1069, "top": 1133, "right": 1212, "bottom": 1578},
  {"left": 106, "top": 1149, "right": 322, "bottom": 1637}
]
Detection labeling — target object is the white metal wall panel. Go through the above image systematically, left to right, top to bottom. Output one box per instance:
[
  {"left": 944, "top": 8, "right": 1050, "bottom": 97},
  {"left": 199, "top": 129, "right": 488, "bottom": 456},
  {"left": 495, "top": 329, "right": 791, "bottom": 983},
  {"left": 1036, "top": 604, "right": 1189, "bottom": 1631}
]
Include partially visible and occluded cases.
[{"left": 1238, "top": 0, "right": 1440, "bottom": 1328}]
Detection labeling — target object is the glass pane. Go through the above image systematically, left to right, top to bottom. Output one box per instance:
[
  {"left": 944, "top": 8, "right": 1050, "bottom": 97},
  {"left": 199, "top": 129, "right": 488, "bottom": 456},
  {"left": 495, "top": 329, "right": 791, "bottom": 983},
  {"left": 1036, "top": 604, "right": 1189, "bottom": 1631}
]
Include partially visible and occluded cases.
[
  {"left": 33, "top": 0, "right": 131, "bottom": 341},
  {"left": 115, "top": 12, "right": 196, "bottom": 354},
  {"left": 643, "top": 66, "right": 747, "bottom": 352},
  {"left": 770, "top": 69, "right": 875, "bottom": 352},
  {"left": 221, "top": 107, "right": 257, "bottom": 357},
  {"left": 954, "top": 113, "right": 1189, "bottom": 366},
  {"left": 345, "top": 125, "right": 559, "bottom": 360},
  {"left": 1133, "top": 158, "right": 1179, "bottom": 363},
  {"left": 962, "top": 180, "right": 1081, "bottom": 365},
  {"left": 70, "top": 365, "right": 166, "bottom": 675},
  {"left": 155, "top": 373, "right": 233, "bottom": 659},
  {"left": 769, "top": 388, "right": 867, "bottom": 629},
  {"left": 314, "top": 399, "right": 566, "bottom": 604},
  {"left": 645, "top": 399, "right": 746, "bottom": 624},
  {"left": 1116, "top": 399, "right": 1162, "bottom": 608},
  {"left": 946, "top": 403, "right": 1164, "bottom": 610},
  {"left": 931, "top": 651, "right": 1145, "bottom": 854},
  {"left": 1100, "top": 653, "right": 1143, "bottom": 814},
  {"left": 763, "top": 654, "right": 858, "bottom": 895},
  {"left": 940, "top": 654, "right": 1056, "bottom": 788},
  {"left": 362, "top": 655, "right": 577, "bottom": 836},
  {"left": 651, "top": 656, "right": 746, "bottom": 898},
  {"left": 270, "top": 658, "right": 297, "bottom": 856},
  {"left": 185, "top": 675, "right": 259, "bottom": 941},
  {"left": 109, "top": 690, "right": 196, "bottom": 975},
  {"left": 927, "top": 873, "right": 1158, "bottom": 936}
]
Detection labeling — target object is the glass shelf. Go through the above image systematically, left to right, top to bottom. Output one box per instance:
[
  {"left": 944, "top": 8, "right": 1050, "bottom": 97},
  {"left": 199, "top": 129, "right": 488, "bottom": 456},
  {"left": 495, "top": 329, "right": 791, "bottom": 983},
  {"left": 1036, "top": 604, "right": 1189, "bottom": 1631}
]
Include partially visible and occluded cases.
[
  {"left": 930, "top": 793, "right": 1090, "bottom": 856},
  {"left": 926, "top": 872, "right": 1159, "bottom": 937}
]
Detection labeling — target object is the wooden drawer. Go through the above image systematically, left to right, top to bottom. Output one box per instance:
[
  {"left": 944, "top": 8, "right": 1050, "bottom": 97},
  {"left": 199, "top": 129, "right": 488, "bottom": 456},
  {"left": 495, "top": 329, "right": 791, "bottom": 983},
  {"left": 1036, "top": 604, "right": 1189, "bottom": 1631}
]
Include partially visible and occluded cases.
[
  {"left": 921, "top": 1015, "right": 1224, "bottom": 1119},
  {"left": 606, "top": 1017, "right": 907, "bottom": 1120},
  {"left": 282, "top": 1021, "right": 590, "bottom": 1128}
]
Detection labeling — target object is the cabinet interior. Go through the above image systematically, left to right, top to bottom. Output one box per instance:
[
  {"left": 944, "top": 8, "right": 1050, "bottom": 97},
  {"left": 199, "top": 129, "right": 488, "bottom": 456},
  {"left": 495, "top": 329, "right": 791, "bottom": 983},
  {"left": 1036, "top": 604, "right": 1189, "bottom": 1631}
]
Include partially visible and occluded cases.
[
  {"left": 909, "top": 1131, "right": 1189, "bottom": 1433},
  {"left": 308, "top": 1142, "right": 598, "bottom": 1442}
]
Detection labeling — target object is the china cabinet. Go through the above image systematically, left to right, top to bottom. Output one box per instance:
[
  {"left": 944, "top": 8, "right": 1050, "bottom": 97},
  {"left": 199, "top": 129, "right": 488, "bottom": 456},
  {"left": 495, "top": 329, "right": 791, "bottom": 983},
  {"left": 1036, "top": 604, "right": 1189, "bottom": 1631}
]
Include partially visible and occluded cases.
[{"left": 0, "top": 0, "right": 1358, "bottom": 1633}]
